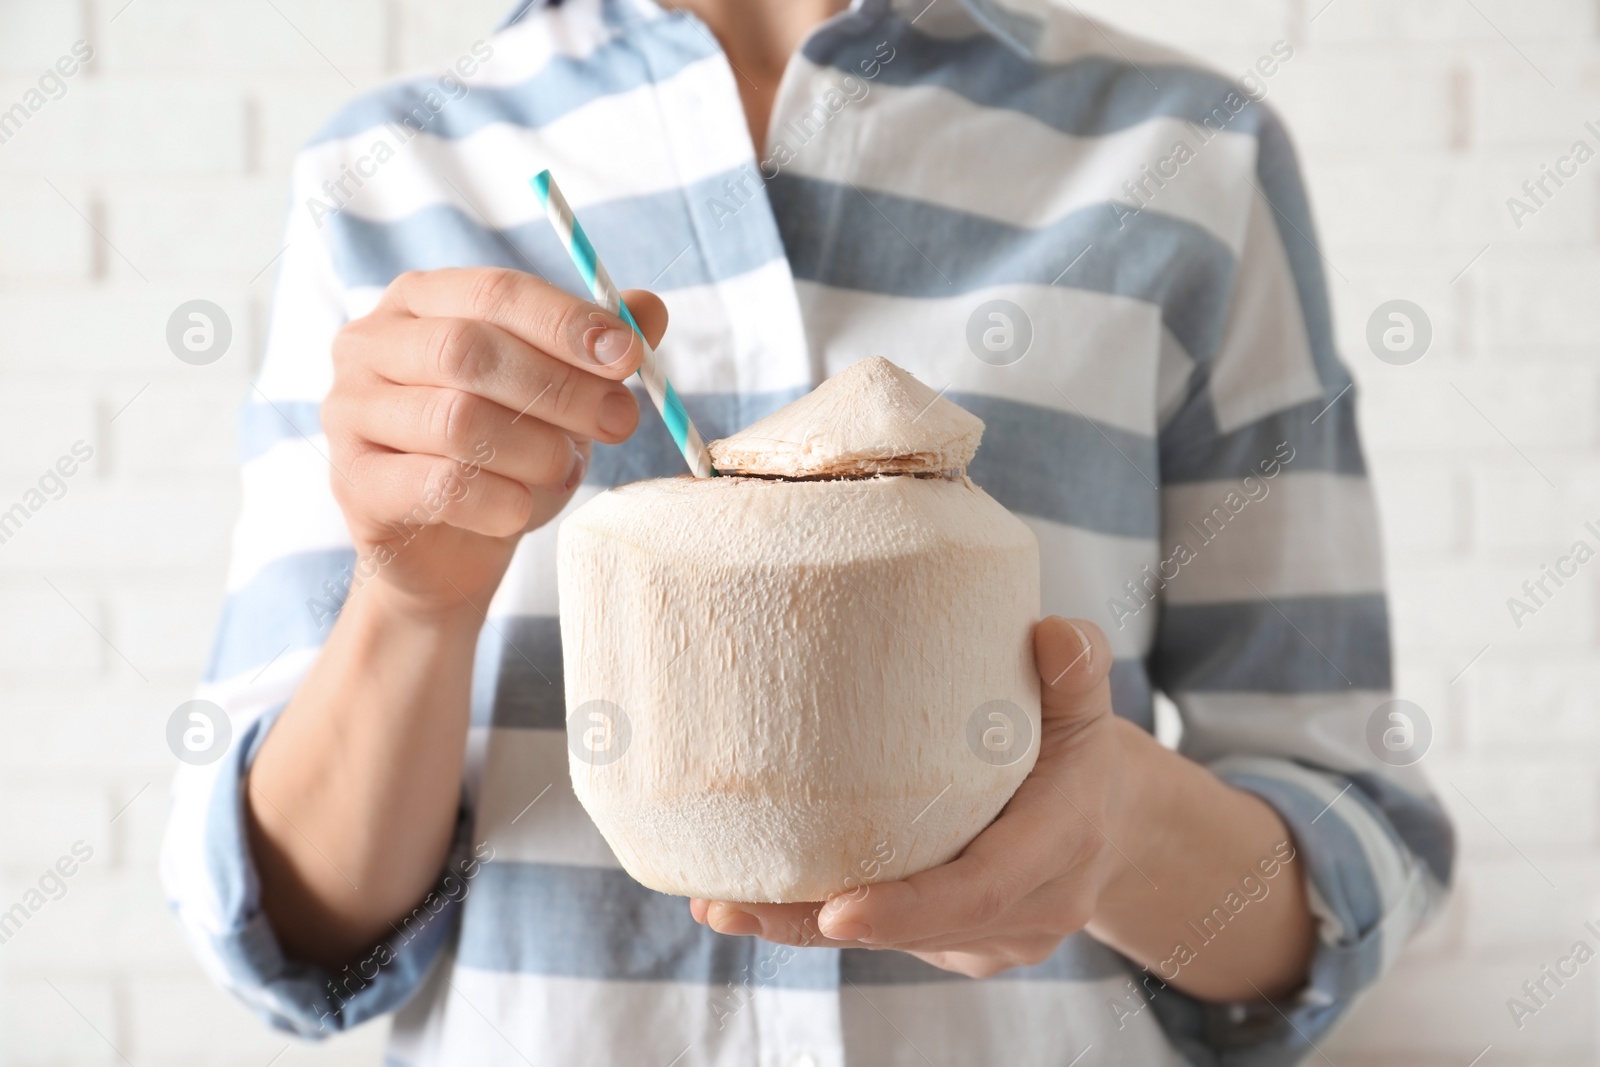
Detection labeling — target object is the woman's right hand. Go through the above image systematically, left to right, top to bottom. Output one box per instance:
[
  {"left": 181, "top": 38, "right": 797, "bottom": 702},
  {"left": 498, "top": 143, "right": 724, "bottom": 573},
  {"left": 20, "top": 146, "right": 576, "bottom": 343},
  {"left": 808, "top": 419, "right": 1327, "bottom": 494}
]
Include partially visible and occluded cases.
[{"left": 322, "top": 267, "right": 667, "bottom": 619}]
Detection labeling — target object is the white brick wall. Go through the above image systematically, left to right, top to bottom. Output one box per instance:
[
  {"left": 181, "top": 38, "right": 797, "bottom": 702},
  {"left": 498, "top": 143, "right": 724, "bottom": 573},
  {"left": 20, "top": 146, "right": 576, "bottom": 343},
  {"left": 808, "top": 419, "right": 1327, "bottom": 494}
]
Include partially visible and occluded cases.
[
  {"left": 0, "top": 0, "right": 502, "bottom": 1062},
  {"left": 2, "top": 0, "right": 1597, "bottom": 1063}
]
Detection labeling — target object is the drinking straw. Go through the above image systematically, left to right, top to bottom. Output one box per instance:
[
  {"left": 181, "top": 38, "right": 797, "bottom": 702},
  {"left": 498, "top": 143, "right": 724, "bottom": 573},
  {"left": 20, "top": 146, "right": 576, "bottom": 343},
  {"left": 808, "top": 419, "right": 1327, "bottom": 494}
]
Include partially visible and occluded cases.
[{"left": 531, "top": 170, "right": 716, "bottom": 479}]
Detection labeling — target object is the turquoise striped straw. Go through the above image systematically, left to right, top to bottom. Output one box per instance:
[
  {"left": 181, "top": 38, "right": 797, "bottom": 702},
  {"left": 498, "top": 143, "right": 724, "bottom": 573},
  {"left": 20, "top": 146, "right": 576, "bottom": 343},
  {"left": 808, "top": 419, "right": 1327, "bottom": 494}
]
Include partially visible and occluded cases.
[{"left": 531, "top": 170, "right": 716, "bottom": 479}]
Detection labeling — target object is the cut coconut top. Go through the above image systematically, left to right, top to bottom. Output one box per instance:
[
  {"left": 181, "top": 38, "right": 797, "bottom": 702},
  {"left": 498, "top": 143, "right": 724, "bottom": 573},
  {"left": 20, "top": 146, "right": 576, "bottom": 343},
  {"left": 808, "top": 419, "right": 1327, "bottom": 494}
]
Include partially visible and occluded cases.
[{"left": 708, "top": 357, "right": 985, "bottom": 478}]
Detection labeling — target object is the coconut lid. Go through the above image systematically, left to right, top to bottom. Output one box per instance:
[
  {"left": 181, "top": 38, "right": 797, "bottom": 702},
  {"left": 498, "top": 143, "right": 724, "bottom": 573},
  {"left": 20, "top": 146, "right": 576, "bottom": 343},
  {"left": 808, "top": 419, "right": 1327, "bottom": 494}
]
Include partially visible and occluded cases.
[{"left": 708, "top": 357, "right": 985, "bottom": 478}]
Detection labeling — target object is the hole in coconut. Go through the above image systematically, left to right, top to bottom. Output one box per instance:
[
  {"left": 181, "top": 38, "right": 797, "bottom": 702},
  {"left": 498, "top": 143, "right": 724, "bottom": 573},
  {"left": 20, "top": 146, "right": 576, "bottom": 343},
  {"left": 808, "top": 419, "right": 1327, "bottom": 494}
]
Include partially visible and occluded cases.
[{"left": 717, "top": 470, "right": 966, "bottom": 483}]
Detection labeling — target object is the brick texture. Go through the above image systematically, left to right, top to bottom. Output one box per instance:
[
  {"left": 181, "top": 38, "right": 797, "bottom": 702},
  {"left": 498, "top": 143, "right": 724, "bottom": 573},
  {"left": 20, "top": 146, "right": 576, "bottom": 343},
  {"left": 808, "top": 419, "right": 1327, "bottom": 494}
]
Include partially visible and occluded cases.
[{"left": 2, "top": 0, "right": 1597, "bottom": 1063}]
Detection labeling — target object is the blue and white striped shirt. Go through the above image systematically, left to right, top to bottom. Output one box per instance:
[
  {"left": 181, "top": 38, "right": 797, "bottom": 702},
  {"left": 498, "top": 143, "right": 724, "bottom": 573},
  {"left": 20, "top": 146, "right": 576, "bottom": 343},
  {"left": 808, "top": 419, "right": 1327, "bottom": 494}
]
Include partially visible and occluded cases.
[{"left": 161, "top": 0, "right": 1453, "bottom": 1062}]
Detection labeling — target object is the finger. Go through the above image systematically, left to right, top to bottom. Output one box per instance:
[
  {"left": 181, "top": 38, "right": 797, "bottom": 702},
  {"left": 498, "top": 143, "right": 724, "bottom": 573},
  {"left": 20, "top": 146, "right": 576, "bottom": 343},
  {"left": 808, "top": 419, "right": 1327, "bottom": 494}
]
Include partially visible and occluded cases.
[
  {"left": 379, "top": 268, "right": 667, "bottom": 379},
  {"left": 619, "top": 288, "right": 668, "bottom": 349},
  {"left": 343, "top": 316, "right": 641, "bottom": 443},
  {"left": 329, "top": 382, "right": 587, "bottom": 492},
  {"left": 336, "top": 449, "right": 533, "bottom": 540},
  {"left": 1035, "top": 616, "right": 1114, "bottom": 715},
  {"left": 817, "top": 777, "right": 1087, "bottom": 945},
  {"left": 816, "top": 855, "right": 1022, "bottom": 946},
  {"left": 847, "top": 883, "right": 1089, "bottom": 953},
  {"left": 698, "top": 901, "right": 842, "bottom": 946},
  {"left": 702, "top": 901, "right": 760, "bottom": 937},
  {"left": 906, "top": 940, "right": 1057, "bottom": 979},
  {"left": 906, "top": 948, "right": 1000, "bottom": 979}
]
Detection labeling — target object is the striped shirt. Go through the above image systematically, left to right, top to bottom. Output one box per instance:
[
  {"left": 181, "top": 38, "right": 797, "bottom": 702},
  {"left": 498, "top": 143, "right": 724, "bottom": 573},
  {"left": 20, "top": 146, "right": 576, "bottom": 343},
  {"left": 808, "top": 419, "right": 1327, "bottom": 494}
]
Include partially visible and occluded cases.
[{"left": 160, "top": 0, "right": 1454, "bottom": 1062}]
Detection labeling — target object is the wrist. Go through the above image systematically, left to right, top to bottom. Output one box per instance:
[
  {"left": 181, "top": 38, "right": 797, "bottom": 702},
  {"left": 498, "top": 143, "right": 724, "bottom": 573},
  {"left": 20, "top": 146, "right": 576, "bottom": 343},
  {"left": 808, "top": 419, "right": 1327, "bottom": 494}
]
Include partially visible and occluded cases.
[
  {"left": 348, "top": 572, "right": 492, "bottom": 642},
  {"left": 1092, "top": 717, "right": 1171, "bottom": 920}
]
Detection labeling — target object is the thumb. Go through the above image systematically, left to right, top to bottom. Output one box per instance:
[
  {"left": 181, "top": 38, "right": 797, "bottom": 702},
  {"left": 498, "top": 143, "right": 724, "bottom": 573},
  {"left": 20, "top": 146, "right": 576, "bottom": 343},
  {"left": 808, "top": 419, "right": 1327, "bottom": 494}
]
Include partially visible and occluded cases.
[
  {"left": 619, "top": 288, "right": 669, "bottom": 349},
  {"left": 1034, "top": 616, "right": 1113, "bottom": 721}
]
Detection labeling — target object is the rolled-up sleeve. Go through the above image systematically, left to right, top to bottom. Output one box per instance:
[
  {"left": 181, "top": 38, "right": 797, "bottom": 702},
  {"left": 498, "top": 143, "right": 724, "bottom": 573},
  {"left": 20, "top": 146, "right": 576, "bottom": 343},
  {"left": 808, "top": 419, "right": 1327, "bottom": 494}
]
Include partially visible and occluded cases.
[
  {"left": 1143, "top": 106, "right": 1454, "bottom": 1064},
  {"left": 157, "top": 157, "right": 469, "bottom": 1036},
  {"left": 163, "top": 703, "right": 475, "bottom": 1036}
]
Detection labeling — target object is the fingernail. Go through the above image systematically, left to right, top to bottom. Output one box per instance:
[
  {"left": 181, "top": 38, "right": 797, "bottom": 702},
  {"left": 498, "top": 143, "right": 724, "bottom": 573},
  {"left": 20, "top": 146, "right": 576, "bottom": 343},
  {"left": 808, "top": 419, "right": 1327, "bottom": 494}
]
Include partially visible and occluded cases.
[
  {"left": 584, "top": 319, "right": 635, "bottom": 367},
  {"left": 597, "top": 391, "right": 636, "bottom": 438},
  {"left": 562, "top": 442, "right": 586, "bottom": 491},
  {"left": 1068, "top": 621, "right": 1093, "bottom": 670},
  {"left": 711, "top": 910, "right": 761, "bottom": 937},
  {"left": 822, "top": 920, "right": 872, "bottom": 942}
]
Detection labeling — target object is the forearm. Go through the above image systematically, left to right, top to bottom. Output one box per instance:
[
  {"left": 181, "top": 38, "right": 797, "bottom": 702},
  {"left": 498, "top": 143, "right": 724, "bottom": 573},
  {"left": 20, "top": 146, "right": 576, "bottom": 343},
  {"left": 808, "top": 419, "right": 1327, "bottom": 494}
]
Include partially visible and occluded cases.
[
  {"left": 247, "top": 583, "right": 483, "bottom": 965},
  {"left": 1088, "top": 717, "right": 1316, "bottom": 1002}
]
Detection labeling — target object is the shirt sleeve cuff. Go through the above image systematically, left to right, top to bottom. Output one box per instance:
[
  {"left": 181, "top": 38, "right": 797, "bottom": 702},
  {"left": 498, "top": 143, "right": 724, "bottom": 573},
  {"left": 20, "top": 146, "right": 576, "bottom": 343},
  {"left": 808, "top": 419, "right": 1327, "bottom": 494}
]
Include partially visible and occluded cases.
[
  {"left": 168, "top": 702, "right": 478, "bottom": 1037},
  {"left": 1145, "top": 758, "right": 1449, "bottom": 1066}
]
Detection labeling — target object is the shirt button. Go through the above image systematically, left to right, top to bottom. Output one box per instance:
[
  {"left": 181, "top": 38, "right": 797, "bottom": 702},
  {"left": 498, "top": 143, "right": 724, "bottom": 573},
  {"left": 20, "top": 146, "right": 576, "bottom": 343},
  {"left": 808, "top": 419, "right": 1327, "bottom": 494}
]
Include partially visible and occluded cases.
[{"left": 789, "top": 1055, "right": 819, "bottom": 1067}]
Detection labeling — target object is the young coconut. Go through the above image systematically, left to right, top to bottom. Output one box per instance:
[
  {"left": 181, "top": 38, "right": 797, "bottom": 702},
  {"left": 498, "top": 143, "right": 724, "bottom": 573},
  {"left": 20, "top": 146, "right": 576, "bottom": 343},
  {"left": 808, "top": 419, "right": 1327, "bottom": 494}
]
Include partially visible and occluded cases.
[{"left": 558, "top": 356, "right": 1041, "bottom": 903}]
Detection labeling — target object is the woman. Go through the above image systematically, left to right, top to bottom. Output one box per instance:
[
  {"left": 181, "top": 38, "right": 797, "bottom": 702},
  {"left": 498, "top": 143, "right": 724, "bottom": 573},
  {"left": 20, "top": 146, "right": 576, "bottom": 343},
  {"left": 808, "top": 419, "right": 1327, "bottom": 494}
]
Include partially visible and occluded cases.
[{"left": 162, "top": 0, "right": 1452, "bottom": 1062}]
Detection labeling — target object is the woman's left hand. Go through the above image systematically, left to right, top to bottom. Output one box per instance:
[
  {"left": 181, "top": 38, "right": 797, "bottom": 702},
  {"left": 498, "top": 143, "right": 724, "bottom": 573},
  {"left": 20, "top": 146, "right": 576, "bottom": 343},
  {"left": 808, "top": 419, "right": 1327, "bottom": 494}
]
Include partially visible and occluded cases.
[{"left": 688, "top": 615, "right": 1132, "bottom": 978}]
